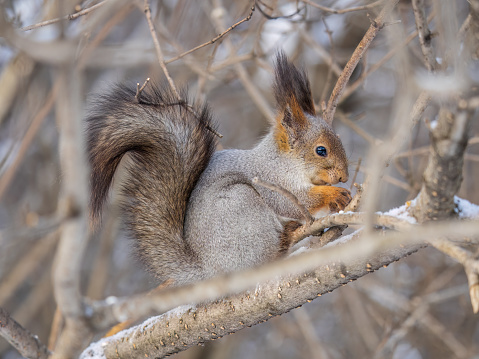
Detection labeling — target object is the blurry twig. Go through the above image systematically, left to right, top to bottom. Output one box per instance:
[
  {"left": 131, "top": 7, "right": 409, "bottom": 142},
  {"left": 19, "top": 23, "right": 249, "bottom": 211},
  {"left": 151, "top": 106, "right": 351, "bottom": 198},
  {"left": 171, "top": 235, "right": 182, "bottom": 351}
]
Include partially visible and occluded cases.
[
  {"left": 21, "top": 0, "right": 110, "bottom": 31},
  {"left": 142, "top": 0, "right": 223, "bottom": 137},
  {"left": 143, "top": 0, "right": 180, "bottom": 99},
  {"left": 211, "top": 0, "right": 274, "bottom": 122},
  {"left": 256, "top": 0, "right": 304, "bottom": 20},
  {"left": 303, "top": 0, "right": 384, "bottom": 14},
  {"left": 323, "top": 0, "right": 399, "bottom": 124},
  {"left": 77, "top": 3, "right": 135, "bottom": 70},
  {"left": 164, "top": 3, "right": 255, "bottom": 65},
  {"left": 341, "top": 11, "right": 434, "bottom": 102},
  {"left": 319, "top": 18, "right": 337, "bottom": 107},
  {"left": 299, "top": 28, "right": 342, "bottom": 78},
  {"left": 51, "top": 67, "right": 91, "bottom": 359},
  {"left": 0, "top": 81, "right": 60, "bottom": 200},
  {"left": 336, "top": 111, "right": 379, "bottom": 145},
  {"left": 350, "top": 158, "right": 362, "bottom": 191},
  {"left": 0, "top": 231, "right": 58, "bottom": 306},
  {"left": 428, "top": 238, "right": 479, "bottom": 313},
  {"left": 369, "top": 284, "right": 469, "bottom": 358},
  {"left": 48, "top": 307, "right": 64, "bottom": 352},
  {"left": 293, "top": 308, "right": 329, "bottom": 359}
]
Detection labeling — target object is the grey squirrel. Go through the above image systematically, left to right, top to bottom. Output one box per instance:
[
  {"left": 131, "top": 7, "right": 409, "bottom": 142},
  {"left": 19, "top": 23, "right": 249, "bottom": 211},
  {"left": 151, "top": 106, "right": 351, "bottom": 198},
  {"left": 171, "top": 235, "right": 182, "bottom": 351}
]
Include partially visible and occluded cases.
[{"left": 87, "top": 52, "right": 351, "bottom": 286}]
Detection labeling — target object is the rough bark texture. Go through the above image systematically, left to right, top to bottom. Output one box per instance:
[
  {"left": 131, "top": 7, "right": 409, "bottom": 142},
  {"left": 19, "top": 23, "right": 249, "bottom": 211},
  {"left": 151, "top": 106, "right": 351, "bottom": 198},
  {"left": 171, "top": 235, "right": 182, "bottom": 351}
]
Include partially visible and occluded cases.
[
  {"left": 412, "top": 107, "right": 471, "bottom": 222},
  {"left": 95, "top": 240, "right": 423, "bottom": 358},
  {"left": 0, "top": 307, "right": 50, "bottom": 359}
]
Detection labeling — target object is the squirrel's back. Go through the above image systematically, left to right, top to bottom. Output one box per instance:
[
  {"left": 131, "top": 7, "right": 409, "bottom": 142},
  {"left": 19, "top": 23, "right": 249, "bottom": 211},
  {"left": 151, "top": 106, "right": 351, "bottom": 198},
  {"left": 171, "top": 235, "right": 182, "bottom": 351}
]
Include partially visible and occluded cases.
[{"left": 87, "top": 84, "right": 217, "bottom": 283}]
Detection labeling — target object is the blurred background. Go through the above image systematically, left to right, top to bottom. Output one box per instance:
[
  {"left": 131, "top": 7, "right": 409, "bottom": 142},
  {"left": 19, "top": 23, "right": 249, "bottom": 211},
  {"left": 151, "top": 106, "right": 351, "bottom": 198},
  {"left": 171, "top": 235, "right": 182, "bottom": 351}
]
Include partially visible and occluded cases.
[{"left": 0, "top": 0, "right": 478, "bottom": 358}]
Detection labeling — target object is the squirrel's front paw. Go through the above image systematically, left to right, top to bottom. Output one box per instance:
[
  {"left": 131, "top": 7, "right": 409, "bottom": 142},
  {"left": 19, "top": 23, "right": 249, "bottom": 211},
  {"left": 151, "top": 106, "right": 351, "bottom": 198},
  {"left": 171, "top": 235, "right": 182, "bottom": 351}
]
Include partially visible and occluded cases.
[
  {"left": 308, "top": 186, "right": 352, "bottom": 215},
  {"left": 327, "top": 187, "right": 352, "bottom": 212}
]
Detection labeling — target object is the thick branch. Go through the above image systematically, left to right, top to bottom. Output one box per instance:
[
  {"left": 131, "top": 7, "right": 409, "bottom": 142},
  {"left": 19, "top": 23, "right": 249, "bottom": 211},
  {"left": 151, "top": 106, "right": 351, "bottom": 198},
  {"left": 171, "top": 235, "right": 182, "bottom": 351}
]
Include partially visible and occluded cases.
[
  {"left": 51, "top": 67, "right": 91, "bottom": 359},
  {"left": 412, "top": 107, "right": 471, "bottom": 221},
  {"left": 85, "top": 237, "right": 424, "bottom": 359}
]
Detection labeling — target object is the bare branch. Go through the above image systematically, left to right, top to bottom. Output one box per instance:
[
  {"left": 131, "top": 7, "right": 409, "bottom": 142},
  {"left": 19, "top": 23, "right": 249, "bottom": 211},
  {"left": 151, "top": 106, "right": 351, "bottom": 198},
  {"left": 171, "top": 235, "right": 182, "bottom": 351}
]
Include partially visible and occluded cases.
[
  {"left": 20, "top": 0, "right": 110, "bottom": 31},
  {"left": 143, "top": 0, "right": 180, "bottom": 100},
  {"left": 302, "top": 0, "right": 384, "bottom": 15},
  {"left": 323, "top": 0, "right": 400, "bottom": 124},
  {"left": 412, "top": 0, "right": 439, "bottom": 71},
  {"left": 164, "top": 3, "right": 255, "bottom": 65},
  {"left": 51, "top": 67, "right": 91, "bottom": 359},
  {"left": 135, "top": 78, "right": 151, "bottom": 102},
  {"left": 0, "top": 81, "right": 60, "bottom": 200},
  {"left": 89, "top": 235, "right": 425, "bottom": 358},
  {"left": 0, "top": 307, "right": 50, "bottom": 359}
]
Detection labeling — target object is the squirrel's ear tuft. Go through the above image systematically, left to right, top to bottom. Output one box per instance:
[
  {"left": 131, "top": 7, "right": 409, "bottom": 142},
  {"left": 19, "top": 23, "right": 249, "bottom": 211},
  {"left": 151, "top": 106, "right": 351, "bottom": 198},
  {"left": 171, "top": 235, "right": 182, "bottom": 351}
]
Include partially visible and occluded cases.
[{"left": 273, "top": 51, "right": 315, "bottom": 116}]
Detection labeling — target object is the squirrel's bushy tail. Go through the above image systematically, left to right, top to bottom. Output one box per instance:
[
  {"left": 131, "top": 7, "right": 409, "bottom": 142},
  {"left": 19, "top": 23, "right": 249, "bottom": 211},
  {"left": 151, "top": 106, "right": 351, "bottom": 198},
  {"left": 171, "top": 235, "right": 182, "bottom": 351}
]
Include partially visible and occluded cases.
[{"left": 87, "top": 84, "right": 216, "bottom": 282}]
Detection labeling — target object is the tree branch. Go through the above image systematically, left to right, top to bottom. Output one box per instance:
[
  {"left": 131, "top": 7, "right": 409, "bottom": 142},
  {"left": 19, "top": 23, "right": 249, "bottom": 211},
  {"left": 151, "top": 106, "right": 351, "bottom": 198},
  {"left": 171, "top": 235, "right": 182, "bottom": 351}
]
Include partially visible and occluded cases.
[
  {"left": 21, "top": 0, "right": 110, "bottom": 31},
  {"left": 322, "top": 0, "right": 399, "bottom": 124},
  {"left": 411, "top": 0, "right": 439, "bottom": 71},
  {"left": 51, "top": 66, "right": 91, "bottom": 359},
  {"left": 412, "top": 107, "right": 471, "bottom": 221},
  {"left": 86, "top": 237, "right": 424, "bottom": 359},
  {"left": 0, "top": 307, "right": 50, "bottom": 359}
]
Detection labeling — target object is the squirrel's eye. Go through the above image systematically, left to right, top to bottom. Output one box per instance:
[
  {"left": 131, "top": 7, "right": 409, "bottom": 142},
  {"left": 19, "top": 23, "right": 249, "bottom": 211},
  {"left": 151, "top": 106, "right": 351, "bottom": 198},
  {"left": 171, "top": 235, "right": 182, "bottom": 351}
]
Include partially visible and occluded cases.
[{"left": 315, "top": 146, "right": 327, "bottom": 157}]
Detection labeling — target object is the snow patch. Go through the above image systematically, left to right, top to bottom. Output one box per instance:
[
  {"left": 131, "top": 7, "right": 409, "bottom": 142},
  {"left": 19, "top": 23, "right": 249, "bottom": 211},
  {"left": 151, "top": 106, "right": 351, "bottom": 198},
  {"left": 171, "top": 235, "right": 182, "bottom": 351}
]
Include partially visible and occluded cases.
[
  {"left": 455, "top": 196, "right": 479, "bottom": 219},
  {"left": 380, "top": 201, "right": 417, "bottom": 224},
  {"left": 80, "top": 304, "right": 195, "bottom": 359},
  {"left": 79, "top": 338, "right": 107, "bottom": 359}
]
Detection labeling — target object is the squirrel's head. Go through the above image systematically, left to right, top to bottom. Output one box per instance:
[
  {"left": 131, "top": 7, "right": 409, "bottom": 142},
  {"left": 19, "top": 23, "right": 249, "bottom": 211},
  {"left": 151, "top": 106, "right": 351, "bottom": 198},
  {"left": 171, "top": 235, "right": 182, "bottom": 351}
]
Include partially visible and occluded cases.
[{"left": 272, "top": 52, "right": 349, "bottom": 185}]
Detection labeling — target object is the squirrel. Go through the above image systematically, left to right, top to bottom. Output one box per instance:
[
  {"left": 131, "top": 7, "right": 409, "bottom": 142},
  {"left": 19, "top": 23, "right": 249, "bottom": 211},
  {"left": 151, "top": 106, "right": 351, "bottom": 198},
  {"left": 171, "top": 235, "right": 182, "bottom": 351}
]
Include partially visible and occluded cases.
[{"left": 87, "top": 52, "right": 351, "bottom": 286}]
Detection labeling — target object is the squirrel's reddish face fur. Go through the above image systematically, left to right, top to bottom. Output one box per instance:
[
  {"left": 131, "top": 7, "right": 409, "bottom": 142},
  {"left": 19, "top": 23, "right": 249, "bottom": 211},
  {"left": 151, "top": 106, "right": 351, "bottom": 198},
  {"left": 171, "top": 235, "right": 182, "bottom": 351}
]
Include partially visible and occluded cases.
[{"left": 273, "top": 53, "right": 349, "bottom": 186}]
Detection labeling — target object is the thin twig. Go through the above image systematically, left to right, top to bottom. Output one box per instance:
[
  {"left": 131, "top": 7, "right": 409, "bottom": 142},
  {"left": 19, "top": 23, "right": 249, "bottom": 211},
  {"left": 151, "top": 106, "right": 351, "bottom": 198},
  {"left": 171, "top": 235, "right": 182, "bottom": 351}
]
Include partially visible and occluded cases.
[
  {"left": 21, "top": 0, "right": 110, "bottom": 31},
  {"left": 142, "top": 0, "right": 222, "bottom": 138},
  {"left": 143, "top": 0, "right": 180, "bottom": 99},
  {"left": 211, "top": 0, "right": 274, "bottom": 122},
  {"left": 256, "top": 0, "right": 304, "bottom": 20},
  {"left": 302, "top": 0, "right": 384, "bottom": 15},
  {"left": 323, "top": 0, "right": 400, "bottom": 124},
  {"left": 412, "top": 0, "right": 438, "bottom": 71},
  {"left": 77, "top": 4, "right": 135, "bottom": 70},
  {"left": 164, "top": 4, "right": 255, "bottom": 65},
  {"left": 341, "top": 11, "right": 434, "bottom": 102},
  {"left": 319, "top": 17, "right": 337, "bottom": 106},
  {"left": 299, "top": 28, "right": 342, "bottom": 78},
  {"left": 135, "top": 78, "right": 150, "bottom": 102},
  {"left": 0, "top": 81, "right": 60, "bottom": 200},
  {"left": 336, "top": 111, "right": 379, "bottom": 145},
  {"left": 350, "top": 158, "right": 362, "bottom": 191},
  {"left": 48, "top": 307, "right": 64, "bottom": 351}
]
